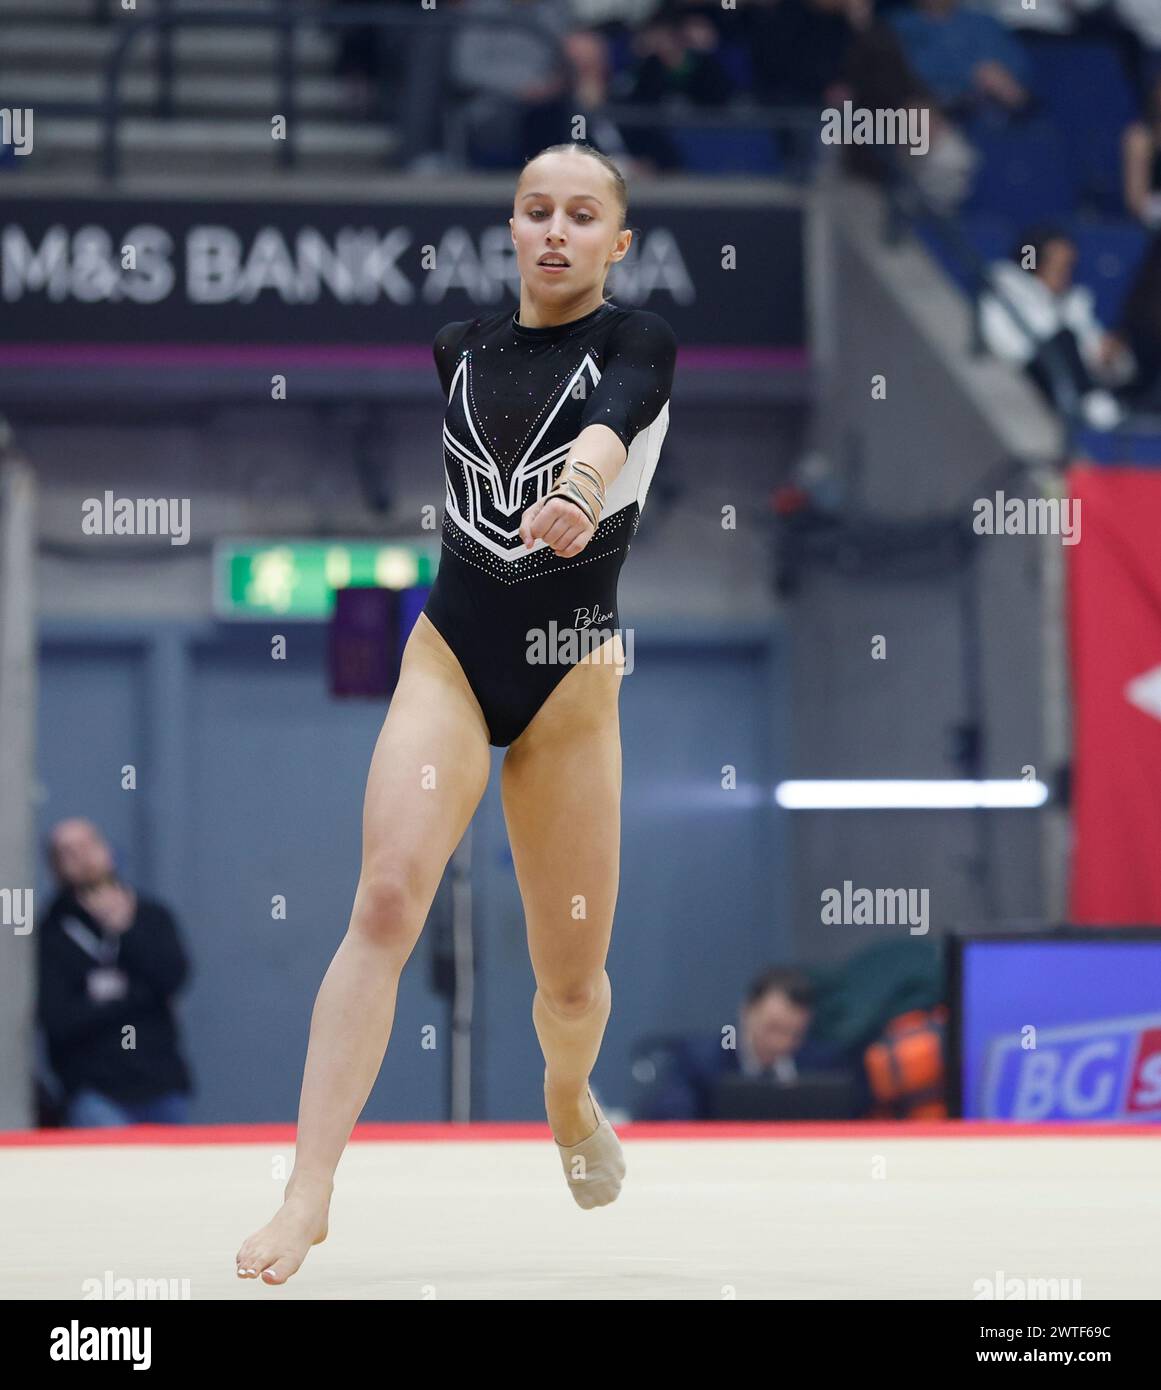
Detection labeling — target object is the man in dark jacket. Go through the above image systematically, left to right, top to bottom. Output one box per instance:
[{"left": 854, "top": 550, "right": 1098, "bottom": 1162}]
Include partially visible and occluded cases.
[
  {"left": 38, "top": 818, "right": 194, "bottom": 1127},
  {"left": 633, "top": 965, "right": 864, "bottom": 1119}
]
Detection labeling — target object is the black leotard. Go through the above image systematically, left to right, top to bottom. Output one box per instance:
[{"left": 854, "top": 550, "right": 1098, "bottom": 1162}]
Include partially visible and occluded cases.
[{"left": 422, "top": 298, "right": 677, "bottom": 746}]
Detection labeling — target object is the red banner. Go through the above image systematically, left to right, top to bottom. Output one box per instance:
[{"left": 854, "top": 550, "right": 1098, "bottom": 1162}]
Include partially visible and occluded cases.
[{"left": 1068, "top": 465, "right": 1161, "bottom": 924}]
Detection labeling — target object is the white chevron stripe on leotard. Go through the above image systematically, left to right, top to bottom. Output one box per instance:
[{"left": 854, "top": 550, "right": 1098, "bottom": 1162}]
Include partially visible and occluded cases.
[{"left": 441, "top": 349, "right": 665, "bottom": 565}]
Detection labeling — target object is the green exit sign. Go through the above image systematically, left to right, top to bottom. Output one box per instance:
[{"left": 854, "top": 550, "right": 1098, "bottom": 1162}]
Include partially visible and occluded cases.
[{"left": 214, "top": 539, "right": 438, "bottom": 620}]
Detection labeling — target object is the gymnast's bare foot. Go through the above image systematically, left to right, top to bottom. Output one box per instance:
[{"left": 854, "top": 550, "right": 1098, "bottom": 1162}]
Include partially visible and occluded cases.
[{"left": 235, "top": 1173, "right": 332, "bottom": 1285}]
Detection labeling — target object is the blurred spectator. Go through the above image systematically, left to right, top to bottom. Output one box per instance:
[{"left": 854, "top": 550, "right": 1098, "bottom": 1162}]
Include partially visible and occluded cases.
[
  {"left": 329, "top": 0, "right": 469, "bottom": 167},
  {"left": 333, "top": 0, "right": 412, "bottom": 119},
  {"left": 341, "top": 0, "right": 636, "bottom": 173},
  {"left": 448, "top": 0, "right": 577, "bottom": 167},
  {"left": 570, "top": 0, "right": 664, "bottom": 30},
  {"left": 745, "top": 0, "right": 873, "bottom": 108},
  {"left": 888, "top": 0, "right": 1030, "bottom": 115},
  {"left": 973, "top": 0, "right": 1105, "bottom": 35},
  {"left": 975, "top": 0, "right": 1146, "bottom": 100},
  {"left": 1105, "top": 0, "right": 1161, "bottom": 103},
  {"left": 1113, "top": 0, "right": 1161, "bottom": 66},
  {"left": 611, "top": 3, "right": 737, "bottom": 171},
  {"left": 843, "top": 19, "right": 979, "bottom": 210},
  {"left": 560, "top": 27, "right": 639, "bottom": 164},
  {"left": 1124, "top": 72, "right": 1161, "bottom": 227},
  {"left": 979, "top": 225, "right": 1137, "bottom": 428},
  {"left": 1119, "top": 231, "right": 1161, "bottom": 409},
  {"left": 37, "top": 819, "right": 194, "bottom": 1127},
  {"left": 633, "top": 966, "right": 858, "bottom": 1120}
]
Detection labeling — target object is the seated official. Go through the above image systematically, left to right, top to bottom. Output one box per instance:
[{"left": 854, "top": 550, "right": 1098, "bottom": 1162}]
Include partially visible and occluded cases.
[{"left": 633, "top": 966, "right": 865, "bottom": 1120}]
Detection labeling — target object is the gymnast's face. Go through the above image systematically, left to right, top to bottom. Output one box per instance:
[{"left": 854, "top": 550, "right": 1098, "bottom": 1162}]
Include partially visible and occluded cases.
[
  {"left": 510, "top": 152, "right": 631, "bottom": 305},
  {"left": 745, "top": 990, "right": 811, "bottom": 1066}
]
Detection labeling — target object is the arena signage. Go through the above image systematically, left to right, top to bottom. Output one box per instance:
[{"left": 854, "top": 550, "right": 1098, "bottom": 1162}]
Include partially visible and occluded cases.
[
  {"left": 0, "top": 197, "right": 803, "bottom": 346},
  {"left": 955, "top": 934, "right": 1161, "bottom": 1123},
  {"left": 982, "top": 1012, "right": 1161, "bottom": 1122}
]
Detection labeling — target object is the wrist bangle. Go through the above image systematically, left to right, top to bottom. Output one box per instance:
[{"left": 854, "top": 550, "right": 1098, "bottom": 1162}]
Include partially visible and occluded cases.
[{"left": 547, "top": 460, "right": 606, "bottom": 528}]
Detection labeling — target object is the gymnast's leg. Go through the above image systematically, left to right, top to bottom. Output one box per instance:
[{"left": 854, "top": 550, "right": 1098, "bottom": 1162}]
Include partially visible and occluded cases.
[
  {"left": 235, "top": 614, "right": 491, "bottom": 1283},
  {"left": 500, "top": 635, "right": 626, "bottom": 1202}
]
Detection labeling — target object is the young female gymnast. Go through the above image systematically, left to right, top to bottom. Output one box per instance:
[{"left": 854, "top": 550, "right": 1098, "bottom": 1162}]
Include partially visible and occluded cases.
[{"left": 236, "top": 140, "right": 676, "bottom": 1284}]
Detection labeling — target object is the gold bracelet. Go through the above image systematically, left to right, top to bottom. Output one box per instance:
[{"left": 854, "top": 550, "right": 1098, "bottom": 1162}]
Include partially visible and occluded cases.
[{"left": 547, "top": 460, "right": 606, "bottom": 529}]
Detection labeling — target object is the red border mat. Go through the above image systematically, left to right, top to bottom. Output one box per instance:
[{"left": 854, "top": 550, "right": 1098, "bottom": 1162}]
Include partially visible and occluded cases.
[{"left": 0, "top": 1120, "right": 1157, "bottom": 1146}]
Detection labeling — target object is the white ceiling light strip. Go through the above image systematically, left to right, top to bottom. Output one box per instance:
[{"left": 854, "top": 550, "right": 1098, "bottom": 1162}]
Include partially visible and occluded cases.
[{"left": 774, "top": 780, "right": 1050, "bottom": 810}]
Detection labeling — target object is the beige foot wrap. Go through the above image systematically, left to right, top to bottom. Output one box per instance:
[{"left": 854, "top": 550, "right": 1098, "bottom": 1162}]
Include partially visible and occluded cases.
[{"left": 555, "top": 1088, "right": 626, "bottom": 1209}]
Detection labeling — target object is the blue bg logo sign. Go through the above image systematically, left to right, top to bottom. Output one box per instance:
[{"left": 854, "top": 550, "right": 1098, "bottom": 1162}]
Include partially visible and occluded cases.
[{"left": 982, "top": 1013, "right": 1161, "bottom": 1120}]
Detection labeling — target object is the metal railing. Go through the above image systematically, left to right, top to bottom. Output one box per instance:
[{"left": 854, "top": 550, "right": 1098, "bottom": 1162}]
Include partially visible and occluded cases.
[{"left": 99, "top": 3, "right": 822, "bottom": 181}]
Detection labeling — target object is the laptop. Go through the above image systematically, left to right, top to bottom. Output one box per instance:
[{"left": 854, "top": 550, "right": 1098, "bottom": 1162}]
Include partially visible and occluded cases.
[{"left": 710, "top": 1071, "right": 863, "bottom": 1120}]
